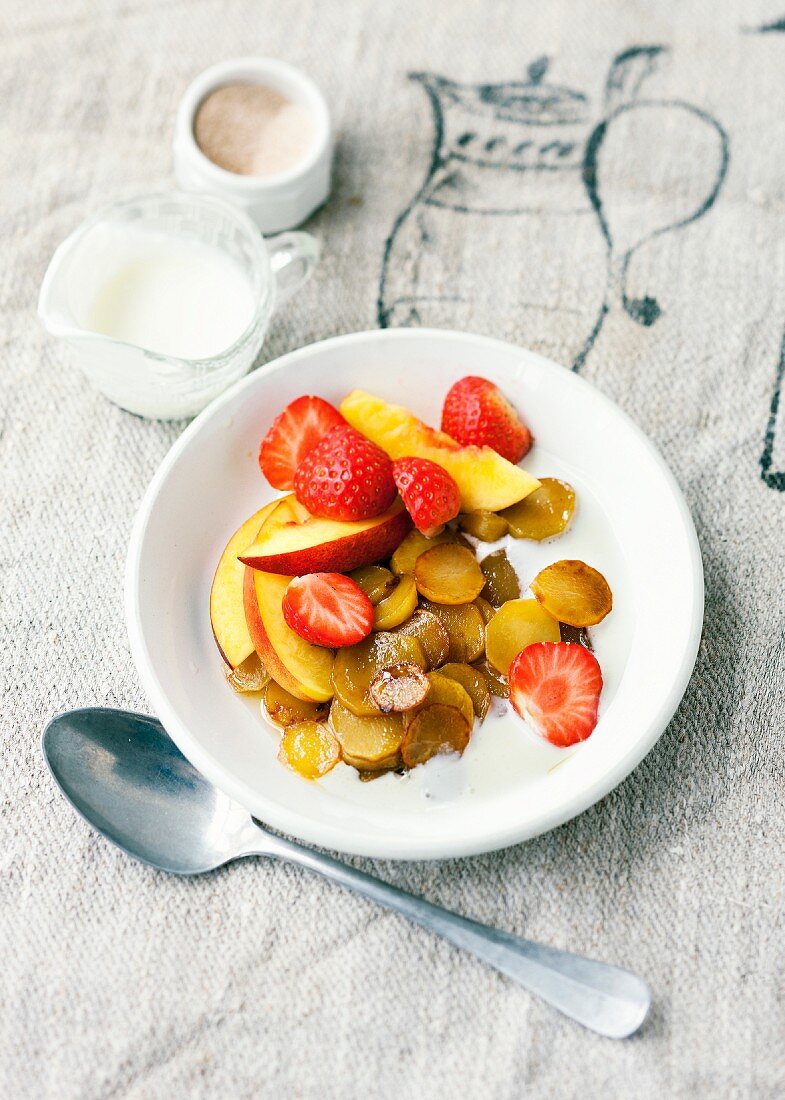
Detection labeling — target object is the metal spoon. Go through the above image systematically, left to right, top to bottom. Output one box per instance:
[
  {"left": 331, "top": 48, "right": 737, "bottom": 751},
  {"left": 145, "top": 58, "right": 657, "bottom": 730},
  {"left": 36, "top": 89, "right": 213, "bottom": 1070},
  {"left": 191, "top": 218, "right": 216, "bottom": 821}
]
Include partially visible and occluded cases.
[{"left": 42, "top": 707, "right": 651, "bottom": 1038}]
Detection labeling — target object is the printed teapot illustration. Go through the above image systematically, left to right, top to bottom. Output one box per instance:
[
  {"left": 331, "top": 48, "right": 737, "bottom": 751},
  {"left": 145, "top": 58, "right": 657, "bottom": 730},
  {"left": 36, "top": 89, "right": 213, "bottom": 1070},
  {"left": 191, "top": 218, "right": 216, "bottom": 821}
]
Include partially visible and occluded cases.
[{"left": 378, "top": 49, "right": 728, "bottom": 371}]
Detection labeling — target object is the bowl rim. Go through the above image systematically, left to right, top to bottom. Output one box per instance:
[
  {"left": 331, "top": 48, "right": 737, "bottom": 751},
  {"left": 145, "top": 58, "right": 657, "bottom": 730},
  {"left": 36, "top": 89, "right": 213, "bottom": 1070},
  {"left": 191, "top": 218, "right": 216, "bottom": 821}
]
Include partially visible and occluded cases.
[{"left": 125, "top": 328, "right": 704, "bottom": 860}]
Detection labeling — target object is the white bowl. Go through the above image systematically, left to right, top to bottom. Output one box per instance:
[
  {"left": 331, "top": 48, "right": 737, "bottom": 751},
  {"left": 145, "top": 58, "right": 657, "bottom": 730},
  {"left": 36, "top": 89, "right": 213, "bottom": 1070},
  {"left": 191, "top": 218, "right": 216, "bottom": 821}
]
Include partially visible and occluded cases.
[{"left": 125, "top": 329, "right": 703, "bottom": 860}]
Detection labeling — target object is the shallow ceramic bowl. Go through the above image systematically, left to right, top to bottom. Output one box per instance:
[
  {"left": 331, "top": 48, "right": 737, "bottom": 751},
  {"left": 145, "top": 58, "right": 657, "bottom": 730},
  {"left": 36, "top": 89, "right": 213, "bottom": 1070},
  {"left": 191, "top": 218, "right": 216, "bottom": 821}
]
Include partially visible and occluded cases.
[{"left": 125, "top": 329, "right": 703, "bottom": 859}]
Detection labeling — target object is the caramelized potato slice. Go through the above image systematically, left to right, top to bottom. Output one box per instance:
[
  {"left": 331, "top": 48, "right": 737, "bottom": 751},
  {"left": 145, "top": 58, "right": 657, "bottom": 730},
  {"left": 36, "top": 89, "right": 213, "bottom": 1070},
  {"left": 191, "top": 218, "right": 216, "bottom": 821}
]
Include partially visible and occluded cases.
[
  {"left": 501, "top": 478, "right": 576, "bottom": 541},
  {"left": 459, "top": 511, "right": 509, "bottom": 541},
  {"left": 390, "top": 528, "right": 459, "bottom": 576},
  {"left": 414, "top": 544, "right": 486, "bottom": 605},
  {"left": 479, "top": 549, "right": 521, "bottom": 607},
  {"left": 531, "top": 560, "right": 612, "bottom": 627},
  {"left": 350, "top": 564, "right": 397, "bottom": 605},
  {"left": 374, "top": 574, "right": 418, "bottom": 630},
  {"left": 473, "top": 597, "right": 496, "bottom": 625},
  {"left": 485, "top": 598, "right": 560, "bottom": 675},
  {"left": 419, "top": 599, "right": 486, "bottom": 664},
  {"left": 393, "top": 610, "right": 450, "bottom": 669},
  {"left": 560, "top": 622, "right": 593, "bottom": 650},
  {"left": 332, "top": 632, "right": 427, "bottom": 717},
  {"left": 226, "top": 651, "right": 270, "bottom": 694},
  {"left": 473, "top": 659, "right": 509, "bottom": 699},
  {"left": 369, "top": 662, "right": 430, "bottom": 713},
  {"left": 439, "top": 662, "right": 491, "bottom": 720},
  {"left": 406, "top": 671, "right": 475, "bottom": 729},
  {"left": 263, "top": 680, "right": 330, "bottom": 728},
  {"left": 330, "top": 699, "right": 405, "bottom": 769},
  {"left": 401, "top": 705, "right": 471, "bottom": 768},
  {"left": 278, "top": 721, "right": 340, "bottom": 779}
]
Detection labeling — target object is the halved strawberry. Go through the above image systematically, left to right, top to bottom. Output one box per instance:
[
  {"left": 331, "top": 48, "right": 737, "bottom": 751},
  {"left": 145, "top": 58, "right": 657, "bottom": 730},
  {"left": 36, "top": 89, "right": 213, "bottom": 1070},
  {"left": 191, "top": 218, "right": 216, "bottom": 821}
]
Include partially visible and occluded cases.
[
  {"left": 441, "top": 376, "right": 532, "bottom": 463},
  {"left": 259, "top": 396, "right": 346, "bottom": 490},
  {"left": 294, "top": 425, "right": 397, "bottom": 521},
  {"left": 392, "top": 457, "right": 461, "bottom": 537},
  {"left": 282, "top": 573, "right": 374, "bottom": 648},
  {"left": 508, "top": 642, "right": 602, "bottom": 747}
]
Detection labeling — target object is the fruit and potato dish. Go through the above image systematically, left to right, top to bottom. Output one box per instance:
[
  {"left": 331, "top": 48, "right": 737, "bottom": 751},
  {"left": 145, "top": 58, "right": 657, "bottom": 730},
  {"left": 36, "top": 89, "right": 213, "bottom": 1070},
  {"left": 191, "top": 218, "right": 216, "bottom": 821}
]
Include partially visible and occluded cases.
[{"left": 209, "top": 376, "right": 613, "bottom": 782}]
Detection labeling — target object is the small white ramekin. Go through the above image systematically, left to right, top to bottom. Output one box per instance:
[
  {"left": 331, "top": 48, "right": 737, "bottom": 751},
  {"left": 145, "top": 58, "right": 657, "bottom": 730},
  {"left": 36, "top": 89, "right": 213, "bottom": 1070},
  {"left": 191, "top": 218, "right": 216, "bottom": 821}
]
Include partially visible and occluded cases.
[{"left": 174, "top": 57, "right": 333, "bottom": 234}]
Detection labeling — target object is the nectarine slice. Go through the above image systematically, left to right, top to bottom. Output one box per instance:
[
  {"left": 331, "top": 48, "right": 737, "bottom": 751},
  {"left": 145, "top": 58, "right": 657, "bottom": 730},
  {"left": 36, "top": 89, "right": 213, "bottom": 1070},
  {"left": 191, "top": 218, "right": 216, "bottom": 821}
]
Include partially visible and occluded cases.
[
  {"left": 340, "top": 390, "right": 540, "bottom": 512},
  {"left": 240, "top": 494, "right": 412, "bottom": 576},
  {"left": 210, "top": 501, "right": 279, "bottom": 668},
  {"left": 243, "top": 568, "right": 334, "bottom": 702}
]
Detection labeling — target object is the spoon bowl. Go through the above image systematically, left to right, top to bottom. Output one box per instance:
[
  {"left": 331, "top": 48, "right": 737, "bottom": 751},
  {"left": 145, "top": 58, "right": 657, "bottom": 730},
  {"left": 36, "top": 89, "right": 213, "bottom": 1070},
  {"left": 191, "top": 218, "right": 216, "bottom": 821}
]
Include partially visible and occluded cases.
[{"left": 42, "top": 706, "right": 652, "bottom": 1039}]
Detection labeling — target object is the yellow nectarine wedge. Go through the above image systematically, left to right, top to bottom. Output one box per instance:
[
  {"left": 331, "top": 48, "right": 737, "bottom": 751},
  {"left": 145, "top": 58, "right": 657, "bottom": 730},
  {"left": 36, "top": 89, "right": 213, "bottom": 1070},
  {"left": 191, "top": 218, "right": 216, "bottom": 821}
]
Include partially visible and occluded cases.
[
  {"left": 340, "top": 390, "right": 539, "bottom": 512},
  {"left": 239, "top": 494, "right": 412, "bottom": 576},
  {"left": 210, "top": 501, "right": 279, "bottom": 668},
  {"left": 243, "top": 568, "right": 334, "bottom": 702}
]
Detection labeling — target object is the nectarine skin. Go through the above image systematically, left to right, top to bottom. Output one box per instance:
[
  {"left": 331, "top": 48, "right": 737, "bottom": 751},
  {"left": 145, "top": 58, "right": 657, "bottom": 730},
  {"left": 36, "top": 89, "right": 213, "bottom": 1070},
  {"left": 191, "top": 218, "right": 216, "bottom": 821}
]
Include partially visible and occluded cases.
[{"left": 240, "top": 498, "right": 412, "bottom": 576}]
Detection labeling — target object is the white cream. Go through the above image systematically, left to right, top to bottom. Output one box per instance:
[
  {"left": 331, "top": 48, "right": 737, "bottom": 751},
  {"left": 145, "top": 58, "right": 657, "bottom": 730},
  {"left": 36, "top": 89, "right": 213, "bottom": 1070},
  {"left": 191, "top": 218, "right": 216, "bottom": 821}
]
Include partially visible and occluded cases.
[{"left": 74, "top": 223, "right": 256, "bottom": 360}]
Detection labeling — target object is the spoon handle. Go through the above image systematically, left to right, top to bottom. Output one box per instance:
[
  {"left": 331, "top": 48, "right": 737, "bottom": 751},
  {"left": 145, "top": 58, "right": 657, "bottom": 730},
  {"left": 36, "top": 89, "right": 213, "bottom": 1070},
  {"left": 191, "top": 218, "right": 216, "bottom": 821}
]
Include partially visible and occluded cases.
[{"left": 251, "top": 830, "right": 651, "bottom": 1038}]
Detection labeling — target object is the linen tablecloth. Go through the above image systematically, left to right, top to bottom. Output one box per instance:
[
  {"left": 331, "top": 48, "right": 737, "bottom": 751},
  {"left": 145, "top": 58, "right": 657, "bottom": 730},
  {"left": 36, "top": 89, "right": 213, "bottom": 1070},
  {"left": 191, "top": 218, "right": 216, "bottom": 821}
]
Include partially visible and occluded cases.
[{"left": 2, "top": 1, "right": 784, "bottom": 1095}]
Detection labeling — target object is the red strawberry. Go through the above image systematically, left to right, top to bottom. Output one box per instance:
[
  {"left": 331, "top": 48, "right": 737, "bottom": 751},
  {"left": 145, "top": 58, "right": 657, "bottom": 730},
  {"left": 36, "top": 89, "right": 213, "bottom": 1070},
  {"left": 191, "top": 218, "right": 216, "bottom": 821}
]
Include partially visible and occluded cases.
[
  {"left": 441, "top": 376, "right": 532, "bottom": 463},
  {"left": 259, "top": 395, "right": 346, "bottom": 490},
  {"left": 294, "top": 425, "right": 397, "bottom": 521},
  {"left": 392, "top": 457, "right": 461, "bottom": 537},
  {"left": 282, "top": 573, "right": 374, "bottom": 647},
  {"left": 508, "top": 642, "right": 602, "bottom": 747}
]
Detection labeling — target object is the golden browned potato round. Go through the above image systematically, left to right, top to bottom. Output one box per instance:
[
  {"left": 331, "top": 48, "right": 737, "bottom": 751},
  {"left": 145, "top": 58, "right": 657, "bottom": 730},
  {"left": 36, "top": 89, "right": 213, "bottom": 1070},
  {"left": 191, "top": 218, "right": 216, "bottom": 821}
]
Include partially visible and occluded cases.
[
  {"left": 501, "top": 478, "right": 576, "bottom": 541},
  {"left": 459, "top": 511, "right": 509, "bottom": 541},
  {"left": 390, "top": 528, "right": 460, "bottom": 575},
  {"left": 414, "top": 544, "right": 486, "bottom": 605},
  {"left": 479, "top": 549, "right": 521, "bottom": 606},
  {"left": 531, "top": 560, "right": 612, "bottom": 627},
  {"left": 350, "top": 564, "right": 397, "bottom": 605},
  {"left": 374, "top": 574, "right": 418, "bottom": 630},
  {"left": 485, "top": 598, "right": 561, "bottom": 675},
  {"left": 419, "top": 599, "right": 486, "bottom": 664},
  {"left": 393, "top": 610, "right": 451, "bottom": 669},
  {"left": 332, "top": 632, "right": 428, "bottom": 717},
  {"left": 226, "top": 651, "right": 270, "bottom": 693},
  {"left": 438, "top": 662, "right": 491, "bottom": 719},
  {"left": 263, "top": 680, "right": 330, "bottom": 727},
  {"left": 330, "top": 700, "right": 405, "bottom": 769},
  {"left": 401, "top": 705, "right": 472, "bottom": 767},
  {"left": 278, "top": 721, "right": 341, "bottom": 779}
]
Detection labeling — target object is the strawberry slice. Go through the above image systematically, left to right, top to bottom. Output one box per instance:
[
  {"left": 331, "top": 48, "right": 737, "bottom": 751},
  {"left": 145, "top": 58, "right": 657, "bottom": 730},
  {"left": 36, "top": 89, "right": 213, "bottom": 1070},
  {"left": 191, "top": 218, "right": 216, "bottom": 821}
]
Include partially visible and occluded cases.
[
  {"left": 441, "top": 376, "right": 533, "bottom": 463},
  {"left": 259, "top": 396, "right": 346, "bottom": 490},
  {"left": 294, "top": 425, "right": 397, "bottom": 521},
  {"left": 392, "top": 457, "right": 461, "bottom": 537},
  {"left": 282, "top": 573, "right": 374, "bottom": 648},
  {"left": 508, "top": 642, "right": 602, "bottom": 747}
]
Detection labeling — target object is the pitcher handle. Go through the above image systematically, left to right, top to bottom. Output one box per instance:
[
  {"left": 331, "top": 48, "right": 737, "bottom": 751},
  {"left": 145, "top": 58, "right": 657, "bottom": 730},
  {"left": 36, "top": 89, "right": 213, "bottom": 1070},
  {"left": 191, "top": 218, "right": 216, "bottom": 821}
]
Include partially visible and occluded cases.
[{"left": 267, "top": 231, "right": 320, "bottom": 305}]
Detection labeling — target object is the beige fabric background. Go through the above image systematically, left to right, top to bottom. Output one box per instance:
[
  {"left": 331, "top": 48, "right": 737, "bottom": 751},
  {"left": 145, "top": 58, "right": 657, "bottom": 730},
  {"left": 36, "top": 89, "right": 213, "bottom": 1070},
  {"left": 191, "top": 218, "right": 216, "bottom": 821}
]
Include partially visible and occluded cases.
[{"left": 2, "top": 1, "right": 785, "bottom": 1096}]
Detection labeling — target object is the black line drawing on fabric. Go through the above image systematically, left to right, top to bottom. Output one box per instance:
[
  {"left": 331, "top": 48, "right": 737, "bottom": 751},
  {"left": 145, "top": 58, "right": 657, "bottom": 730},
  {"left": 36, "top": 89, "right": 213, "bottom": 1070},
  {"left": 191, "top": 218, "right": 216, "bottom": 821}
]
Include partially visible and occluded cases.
[
  {"left": 743, "top": 16, "right": 785, "bottom": 33},
  {"left": 747, "top": 20, "right": 785, "bottom": 491},
  {"left": 378, "top": 49, "right": 729, "bottom": 374},
  {"left": 760, "top": 329, "right": 785, "bottom": 492}
]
